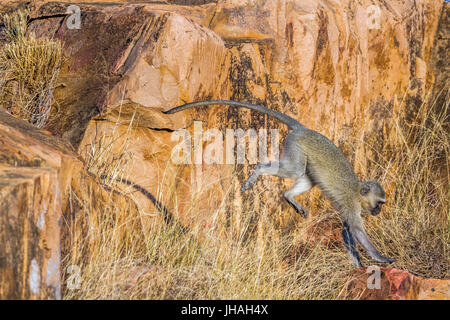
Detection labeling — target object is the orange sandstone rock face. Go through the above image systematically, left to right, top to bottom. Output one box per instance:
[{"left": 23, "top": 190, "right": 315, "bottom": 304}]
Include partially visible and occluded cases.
[
  {"left": 0, "top": 1, "right": 446, "bottom": 228},
  {"left": 22, "top": 1, "right": 441, "bottom": 232},
  {"left": 0, "top": 108, "right": 141, "bottom": 299},
  {"left": 0, "top": 108, "right": 78, "bottom": 299},
  {"left": 0, "top": 166, "right": 61, "bottom": 299},
  {"left": 349, "top": 268, "right": 450, "bottom": 300}
]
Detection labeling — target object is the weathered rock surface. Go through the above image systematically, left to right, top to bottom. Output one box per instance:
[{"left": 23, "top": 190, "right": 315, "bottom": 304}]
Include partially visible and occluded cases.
[
  {"left": 16, "top": 0, "right": 445, "bottom": 233},
  {"left": 0, "top": 1, "right": 448, "bottom": 299},
  {"left": 0, "top": 107, "right": 141, "bottom": 299},
  {"left": 0, "top": 108, "right": 77, "bottom": 299},
  {"left": 0, "top": 166, "right": 61, "bottom": 299},
  {"left": 349, "top": 267, "right": 450, "bottom": 300}
]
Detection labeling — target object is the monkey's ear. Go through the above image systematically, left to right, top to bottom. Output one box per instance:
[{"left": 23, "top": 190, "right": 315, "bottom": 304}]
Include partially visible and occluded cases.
[{"left": 360, "top": 184, "right": 370, "bottom": 196}]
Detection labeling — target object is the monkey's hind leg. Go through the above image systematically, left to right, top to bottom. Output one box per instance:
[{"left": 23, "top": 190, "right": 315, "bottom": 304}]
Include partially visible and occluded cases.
[
  {"left": 241, "top": 146, "right": 307, "bottom": 192},
  {"left": 241, "top": 161, "right": 281, "bottom": 192},
  {"left": 283, "top": 175, "right": 312, "bottom": 218}
]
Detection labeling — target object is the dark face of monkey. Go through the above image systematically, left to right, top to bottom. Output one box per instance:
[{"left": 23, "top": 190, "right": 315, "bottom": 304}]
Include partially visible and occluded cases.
[
  {"left": 360, "top": 181, "right": 386, "bottom": 216},
  {"left": 370, "top": 200, "right": 384, "bottom": 215}
]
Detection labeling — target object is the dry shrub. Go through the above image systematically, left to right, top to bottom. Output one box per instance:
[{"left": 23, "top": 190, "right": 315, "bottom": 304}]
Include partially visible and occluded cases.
[{"left": 0, "top": 9, "right": 62, "bottom": 128}]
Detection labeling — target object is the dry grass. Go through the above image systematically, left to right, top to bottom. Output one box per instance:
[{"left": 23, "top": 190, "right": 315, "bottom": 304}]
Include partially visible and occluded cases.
[
  {"left": 0, "top": 9, "right": 62, "bottom": 128},
  {"left": 61, "top": 89, "right": 449, "bottom": 300},
  {"left": 363, "top": 89, "right": 449, "bottom": 278},
  {"left": 84, "top": 104, "right": 137, "bottom": 188},
  {"left": 62, "top": 194, "right": 355, "bottom": 299}
]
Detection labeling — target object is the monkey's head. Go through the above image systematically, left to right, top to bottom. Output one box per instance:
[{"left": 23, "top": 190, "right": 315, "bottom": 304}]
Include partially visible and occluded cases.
[{"left": 359, "top": 181, "right": 386, "bottom": 216}]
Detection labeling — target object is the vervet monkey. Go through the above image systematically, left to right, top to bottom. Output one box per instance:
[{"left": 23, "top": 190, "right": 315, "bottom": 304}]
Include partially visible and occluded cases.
[{"left": 164, "top": 100, "right": 395, "bottom": 267}]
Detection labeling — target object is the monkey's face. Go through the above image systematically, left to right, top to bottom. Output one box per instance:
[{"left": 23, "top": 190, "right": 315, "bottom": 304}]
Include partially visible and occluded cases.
[
  {"left": 360, "top": 181, "right": 386, "bottom": 216},
  {"left": 369, "top": 199, "right": 385, "bottom": 215}
]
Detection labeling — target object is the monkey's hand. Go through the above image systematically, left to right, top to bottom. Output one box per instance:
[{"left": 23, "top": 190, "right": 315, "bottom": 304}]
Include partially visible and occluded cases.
[{"left": 376, "top": 256, "right": 396, "bottom": 264}]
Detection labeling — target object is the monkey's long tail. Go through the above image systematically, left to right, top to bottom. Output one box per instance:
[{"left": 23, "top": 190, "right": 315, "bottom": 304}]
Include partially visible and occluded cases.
[{"left": 163, "top": 100, "right": 303, "bottom": 130}]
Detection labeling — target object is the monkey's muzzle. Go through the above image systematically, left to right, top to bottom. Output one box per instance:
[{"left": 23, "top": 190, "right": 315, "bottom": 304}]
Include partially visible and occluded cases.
[{"left": 370, "top": 203, "right": 382, "bottom": 216}]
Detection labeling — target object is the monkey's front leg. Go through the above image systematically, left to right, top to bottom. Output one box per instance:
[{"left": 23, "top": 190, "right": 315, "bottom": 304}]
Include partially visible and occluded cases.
[
  {"left": 342, "top": 222, "right": 364, "bottom": 268},
  {"left": 352, "top": 226, "right": 396, "bottom": 264}
]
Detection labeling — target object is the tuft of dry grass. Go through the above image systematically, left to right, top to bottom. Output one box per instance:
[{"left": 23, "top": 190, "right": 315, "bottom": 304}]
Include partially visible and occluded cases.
[
  {"left": 0, "top": 9, "right": 62, "bottom": 128},
  {"left": 62, "top": 89, "right": 449, "bottom": 300}
]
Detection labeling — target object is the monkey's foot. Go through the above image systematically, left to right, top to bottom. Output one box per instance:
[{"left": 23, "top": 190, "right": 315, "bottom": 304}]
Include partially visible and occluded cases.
[
  {"left": 241, "top": 180, "right": 255, "bottom": 192},
  {"left": 241, "top": 184, "right": 251, "bottom": 192},
  {"left": 286, "top": 201, "right": 308, "bottom": 218},
  {"left": 297, "top": 207, "right": 308, "bottom": 218}
]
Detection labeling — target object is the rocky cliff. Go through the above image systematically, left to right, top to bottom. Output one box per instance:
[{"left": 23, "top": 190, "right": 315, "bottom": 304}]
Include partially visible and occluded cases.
[
  {"left": 0, "top": 0, "right": 448, "bottom": 299},
  {"left": 13, "top": 0, "right": 443, "bottom": 233},
  {"left": 0, "top": 108, "right": 141, "bottom": 298}
]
